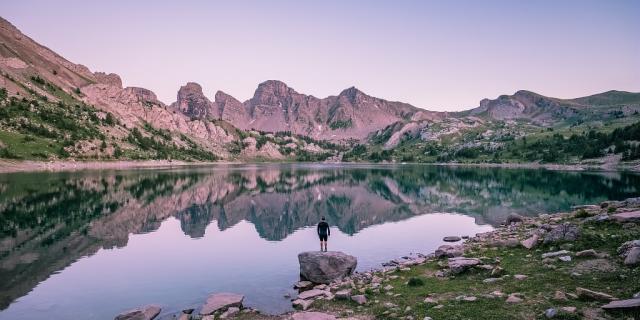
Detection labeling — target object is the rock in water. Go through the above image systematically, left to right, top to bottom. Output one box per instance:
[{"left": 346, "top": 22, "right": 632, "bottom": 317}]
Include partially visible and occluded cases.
[
  {"left": 443, "top": 236, "right": 462, "bottom": 242},
  {"left": 298, "top": 251, "right": 357, "bottom": 284},
  {"left": 200, "top": 293, "right": 244, "bottom": 315},
  {"left": 115, "top": 305, "right": 161, "bottom": 320}
]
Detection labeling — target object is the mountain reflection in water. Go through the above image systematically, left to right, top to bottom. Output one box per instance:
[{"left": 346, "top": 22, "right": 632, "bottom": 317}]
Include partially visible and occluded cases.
[{"left": 0, "top": 164, "right": 639, "bottom": 318}]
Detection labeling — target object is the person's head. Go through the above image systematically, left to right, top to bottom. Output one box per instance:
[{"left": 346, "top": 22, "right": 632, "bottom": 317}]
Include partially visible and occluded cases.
[{"left": 321, "top": 216, "right": 325, "bottom": 221}]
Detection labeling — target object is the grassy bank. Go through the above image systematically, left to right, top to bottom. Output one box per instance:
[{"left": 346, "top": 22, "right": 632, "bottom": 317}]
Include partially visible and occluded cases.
[{"left": 291, "top": 200, "right": 640, "bottom": 319}]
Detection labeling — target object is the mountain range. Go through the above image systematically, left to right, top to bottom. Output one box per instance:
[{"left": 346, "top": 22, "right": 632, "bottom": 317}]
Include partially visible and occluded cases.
[{"left": 1, "top": 16, "right": 639, "bottom": 162}]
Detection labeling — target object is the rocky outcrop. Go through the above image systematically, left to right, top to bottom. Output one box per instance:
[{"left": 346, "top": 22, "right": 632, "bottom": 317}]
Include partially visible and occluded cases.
[
  {"left": 171, "top": 82, "right": 215, "bottom": 120},
  {"left": 298, "top": 251, "right": 357, "bottom": 284},
  {"left": 199, "top": 293, "right": 244, "bottom": 315},
  {"left": 114, "top": 305, "right": 161, "bottom": 320}
]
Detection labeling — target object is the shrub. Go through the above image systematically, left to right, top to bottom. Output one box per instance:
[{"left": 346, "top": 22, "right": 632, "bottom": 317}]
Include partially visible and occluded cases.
[
  {"left": 607, "top": 207, "right": 616, "bottom": 213},
  {"left": 574, "top": 209, "right": 590, "bottom": 218},
  {"left": 407, "top": 277, "right": 425, "bottom": 287}
]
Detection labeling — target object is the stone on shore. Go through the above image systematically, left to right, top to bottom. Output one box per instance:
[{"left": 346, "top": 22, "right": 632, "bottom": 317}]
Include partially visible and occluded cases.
[
  {"left": 611, "top": 211, "right": 640, "bottom": 223},
  {"left": 505, "top": 214, "right": 524, "bottom": 225},
  {"left": 543, "top": 224, "right": 580, "bottom": 244},
  {"left": 520, "top": 235, "right": 539, "bottom": 249},
  {"left": 443, "top": 236, "right": 462, "bottom": 242},
  {"left": 434, "top": 245, "right": 463, "bottom": 258},
  {"left": 624, "top": 247, "right": 640, "bottom": 267},
  {"left": 575, "top": 249, "right": 597, "bottom": 257},
  {"left": 541, "top": 250, "right": 571, "bottom": 259},
  {"left": 298, "top": 251, "right": 357, "bottom": 284},
  {"left": 448, "top": 257, "right": 480, "bottom": 274},
  {"left": 294, "top": 281, "right": 314, "bottom": 290},
  {"left": 576, "top": 287, "right": 617, "bottom": 302},
  {"left": 297, "top": 289, "right": 327, "bottom": 300},
  {"left": 334, "top": 289, "right": 351, "bottom": 300},
  {"left": 200, "top": 293, "right": 244, "bottom": 315},
  {"left": 351, "top": 295, "right": 367, "bottom": 305},
  {"left": 601, "top": 298, "right": 640, "bottom": 312},
  {"left": 292, "top": 299, "right": 313, "bottom": 311},
  {"left": 115, "top": 305, "right": 161, "bottom": 320},
  {"left": 220, "top": 307, "right": 239, "bottom": 319},
  {"left": 290, "top": 312, "right": 337, "bottom": 320}
]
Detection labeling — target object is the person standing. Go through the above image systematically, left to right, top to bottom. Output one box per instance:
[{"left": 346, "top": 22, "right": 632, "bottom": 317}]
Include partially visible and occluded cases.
[{"left": 317, "top": 216, "right": 330, "bottom": 252}]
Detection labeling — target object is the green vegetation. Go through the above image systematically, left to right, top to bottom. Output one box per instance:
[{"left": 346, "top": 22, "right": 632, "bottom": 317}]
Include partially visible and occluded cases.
[
  {"left": 329, "top": 118, "right": 353, "bottom": 130},
  {"left": 314, "top": 208, "right": 640, "bottom": 319}
]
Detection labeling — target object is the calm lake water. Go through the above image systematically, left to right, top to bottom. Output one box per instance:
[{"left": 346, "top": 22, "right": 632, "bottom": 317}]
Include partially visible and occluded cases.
[{"left": 1, "top": 164, "right": 639, "bottom": 319}]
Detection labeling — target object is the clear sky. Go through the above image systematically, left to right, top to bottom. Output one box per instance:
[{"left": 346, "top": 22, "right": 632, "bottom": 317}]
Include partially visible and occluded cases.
[{"left": 3, "top": 0, "right": 639, "bottom": 110}]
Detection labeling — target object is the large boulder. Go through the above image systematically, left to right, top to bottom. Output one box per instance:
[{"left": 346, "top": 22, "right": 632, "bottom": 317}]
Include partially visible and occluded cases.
[
  {"left": 611, "top": 211, "right": 640, "bottom": 223},
  {"left": 543, "top": 223, "right": 580, "bottom": 244},
  {"left": 298, "top": 251, "right": 357, "bottom": 284},
  {"left": 448, "top": 257, "right": 481, "bottom": 274},
  {"left": 200, "top": 293, "right": 244, "bottom": 315},
  {"left": 114, "top": 305, "right": 161, "bottom": 320},
  {"left": 290, "top": 312, "right": 337, "bottom": 320}
]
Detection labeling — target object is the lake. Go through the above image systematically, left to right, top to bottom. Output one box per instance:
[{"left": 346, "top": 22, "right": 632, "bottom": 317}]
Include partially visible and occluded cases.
[{"left": 1, "top": 164, "right": 639, "bottom": 319}]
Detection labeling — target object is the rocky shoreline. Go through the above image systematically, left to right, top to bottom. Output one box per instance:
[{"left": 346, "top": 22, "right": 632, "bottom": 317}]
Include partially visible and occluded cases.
[
  {"left": 1, "top": 159, "right": 639, "bottom": 174},
  {"left": 117, "top": 197, "right": 640, "bottom": 320}
]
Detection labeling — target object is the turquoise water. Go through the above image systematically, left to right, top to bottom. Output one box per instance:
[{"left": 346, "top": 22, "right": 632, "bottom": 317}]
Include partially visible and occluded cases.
[{"left": 0, "top": 164, "right": 639, "bottom": 319}]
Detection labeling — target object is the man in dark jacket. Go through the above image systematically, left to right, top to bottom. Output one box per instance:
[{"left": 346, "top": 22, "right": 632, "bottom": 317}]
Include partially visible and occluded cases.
[{"left": 317, "top": 216, "right": 330, "bottom": 252}]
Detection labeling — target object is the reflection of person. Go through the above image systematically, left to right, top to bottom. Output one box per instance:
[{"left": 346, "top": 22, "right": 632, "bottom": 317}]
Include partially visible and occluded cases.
[{"left": 317, "top": 216, "right": 330, "bottom": 252}]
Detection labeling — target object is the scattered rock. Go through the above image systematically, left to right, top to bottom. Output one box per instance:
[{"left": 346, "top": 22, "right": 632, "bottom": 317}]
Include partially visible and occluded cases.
[
  {"left": 611, "top": 211, "right": 640, "bottom": 223},
  {"left": 505, "top": 214, "right": 524, "bottom": 225},
  {"left": 543, "top": 224, "right": 580, "bottom": 244},
  {"left": 520, "top": 235, "right": 539, "bottom": 249},
  {"left": 443, "top": 236, "right": 462, "bottom": 242},
  {"left": 617, "top": 240, "right": 640, "bottom": 257},
  {"left": 434, "top": 245, "right": 463, "bottom": 258},
  {"left": 624, "top": 247, "right": 640, "bottom": 267},
  {"left": 575, "top": 249, "right": 597, "bottom": 257},
  {"left": 541, "top": 250, "right": 571, "bottom": 259},
  {"left": 298, "top": 251, "right": 357, "bottom": 284},
  {"left": 558, "top": 256, "right": 572, "bottom": 262},
  {"left": 448, "top": 257, "right": 480, "bottom": 274},
  {"left": 573, "top": 259, "right": 617, "bottom": 273},
  {"left": 490, "top": 266, "right": 504, "bottom": 277},
  {"left": 514, "top": 274, "right": 528, "bottom": 280},
  {"left": 483, "top": 278, "right": 502, "bottom": 283},
  {"left": 294, "top": 281, "right": 314, "bottom": 290},
  {"left": 576, "top": 287, "right": 617, "bottom": 302},
  {"left": 298, "top": 289, "right": 326, "bottom": 300},
  {"left": 334, "top": 290, "right": 351, "bottom": 300},
  {"left": 553, "top": 291, "right": 567, "bottom": 301},
  {"left": 200, "top": 293, "right": 244, "bottom": 315},
  {"left": 506, "top": 293, "right": 523, "bottom": 303},
  {"left": 351, "top": 295, "right": 367, "bottom": 305},
  {"left": 423, "top": 297, "right": 438, "bottom": 304},
  {"left": 601, "top": 298, "right": 640, "bottom": 312},
  {"left": 292, "top": 299, "right": 313, "bottom": 311},
  {"left": 115, "top": 305, "right": 161, "bottom": 320},
  {"left": 561, "top": 306, "right": 576, "bottom": 313},
  {"left": 220, "top": 307, "right": 239, "bottom": 319},
  {"left": 544, "top": 308, "right": 557, "bottom": 318},
  {"left": 290, "top": 312, "right": 337, "bottom": 320}
]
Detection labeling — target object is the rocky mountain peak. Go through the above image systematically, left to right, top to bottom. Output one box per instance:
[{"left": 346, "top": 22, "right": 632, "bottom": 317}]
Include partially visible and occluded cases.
[
  {"left": 93, "top": 72, "right": 123, "bottom": 89},
  {"left": 251, "top": 80, "right": 296, "bottom": 106},
  {"left": 173, "top": 82, "right": 214, "bottom": 119},
  {"left": 339, "top": 86, "right": 367, "bottom": 104}
]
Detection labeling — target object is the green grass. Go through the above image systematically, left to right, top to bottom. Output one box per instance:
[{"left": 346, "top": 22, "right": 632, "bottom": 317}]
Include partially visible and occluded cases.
[
  {"left": 0, "top": 130, "right": 62, "bottom": 159},
  {"left": 314, "top": 216, "right": 640, "bottom": 319}
]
